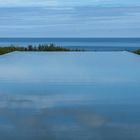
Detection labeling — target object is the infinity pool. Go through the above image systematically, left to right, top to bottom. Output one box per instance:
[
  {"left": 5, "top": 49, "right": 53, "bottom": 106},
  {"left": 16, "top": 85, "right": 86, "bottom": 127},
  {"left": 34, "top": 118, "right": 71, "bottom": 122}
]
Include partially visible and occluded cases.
[{"left": 0, "top": 52, "right": 140, "bottom": 140}]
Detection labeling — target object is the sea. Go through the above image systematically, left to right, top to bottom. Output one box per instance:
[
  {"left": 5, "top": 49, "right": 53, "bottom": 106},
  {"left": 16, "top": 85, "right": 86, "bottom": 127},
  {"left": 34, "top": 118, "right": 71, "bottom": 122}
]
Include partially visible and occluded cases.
[{"left": 0, "top": 38, "right": 140, "bottom": 51}]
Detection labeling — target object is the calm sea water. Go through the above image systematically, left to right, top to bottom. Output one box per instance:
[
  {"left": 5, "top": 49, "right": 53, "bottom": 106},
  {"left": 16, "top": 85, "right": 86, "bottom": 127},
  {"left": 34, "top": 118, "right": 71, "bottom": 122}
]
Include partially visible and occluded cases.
[
  {"left": 0, "top": 38, "right": 140, "bottom": 51},
  {"left": 0, "top": 52, "right": 140, "bottom": 140}
]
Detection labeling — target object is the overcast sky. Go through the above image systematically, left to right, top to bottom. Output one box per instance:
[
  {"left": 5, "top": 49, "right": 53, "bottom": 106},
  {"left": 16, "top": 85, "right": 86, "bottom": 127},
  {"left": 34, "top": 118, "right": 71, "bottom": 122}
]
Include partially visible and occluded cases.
[{"left": 0, "top": 0, "right": 140, "bottom": 37}]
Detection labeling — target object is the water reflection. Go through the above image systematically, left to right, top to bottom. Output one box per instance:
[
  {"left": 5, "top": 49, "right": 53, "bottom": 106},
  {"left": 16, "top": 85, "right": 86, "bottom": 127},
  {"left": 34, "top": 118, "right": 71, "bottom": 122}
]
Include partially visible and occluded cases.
[{"left": 0, "top": 52, "right": 140, "bottom": 139}]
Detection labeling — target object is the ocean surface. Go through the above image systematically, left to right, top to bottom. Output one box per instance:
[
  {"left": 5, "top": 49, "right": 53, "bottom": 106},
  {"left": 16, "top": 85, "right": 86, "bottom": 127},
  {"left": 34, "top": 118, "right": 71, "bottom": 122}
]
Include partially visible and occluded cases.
[
  {"left": 0, "top": 38, "right": 140, "bottom": 51},
  {"left": 0, "top": 52, "right": 140, "bottom": 140}
]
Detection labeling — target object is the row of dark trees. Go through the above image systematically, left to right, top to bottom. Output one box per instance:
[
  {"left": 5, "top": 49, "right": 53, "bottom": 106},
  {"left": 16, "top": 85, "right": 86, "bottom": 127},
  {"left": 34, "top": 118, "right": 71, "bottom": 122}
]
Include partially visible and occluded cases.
[
  {"left": 0, "top": 44, "right": 81, "bottom": 55},
  {"left": 25, "top": 44, "right": 72, "bottom": 51}
]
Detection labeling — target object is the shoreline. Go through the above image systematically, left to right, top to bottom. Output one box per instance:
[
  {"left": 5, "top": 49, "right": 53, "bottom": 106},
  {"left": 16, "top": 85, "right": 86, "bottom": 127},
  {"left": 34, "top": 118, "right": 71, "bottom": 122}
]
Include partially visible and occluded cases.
[{"left": 0, "top": 44, "right": 140, "bottom": 55}]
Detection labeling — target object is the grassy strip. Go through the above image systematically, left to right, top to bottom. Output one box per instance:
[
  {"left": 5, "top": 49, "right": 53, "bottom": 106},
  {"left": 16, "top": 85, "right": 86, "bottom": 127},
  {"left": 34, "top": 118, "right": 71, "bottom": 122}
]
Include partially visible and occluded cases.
[
  {"left": 0, "top": 44, "right": 81, "bottom": 55},
  {"left": 134, "top": 49, "right": 140, "bottom": 55}
]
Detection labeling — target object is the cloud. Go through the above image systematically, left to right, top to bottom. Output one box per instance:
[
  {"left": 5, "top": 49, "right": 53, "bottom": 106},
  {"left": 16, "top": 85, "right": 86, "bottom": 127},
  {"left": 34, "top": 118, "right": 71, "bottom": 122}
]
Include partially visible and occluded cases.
[
  {"left": 0, "top": 0, "right": 140, "bottom": 7},
  {"left": 0, "top": 0, "right": 59, "bottom": 7},
  {"left": 0, "top": 1, "right": 140, "bottom": 37},
  {"left": 0, "top": 6, "right": 140, "bottom": 25}
]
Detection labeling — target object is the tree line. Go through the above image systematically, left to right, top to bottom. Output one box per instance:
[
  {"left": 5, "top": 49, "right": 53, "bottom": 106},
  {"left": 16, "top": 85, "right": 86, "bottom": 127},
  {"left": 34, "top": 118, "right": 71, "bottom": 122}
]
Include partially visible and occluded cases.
[{"left": 0, "top": 44, "right": 81, "bottom": 55}]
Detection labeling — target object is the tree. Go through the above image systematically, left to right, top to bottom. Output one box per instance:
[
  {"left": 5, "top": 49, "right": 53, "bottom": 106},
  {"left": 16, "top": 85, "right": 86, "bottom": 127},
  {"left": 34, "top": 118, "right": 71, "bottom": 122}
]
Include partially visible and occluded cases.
[{"left": 28, "top": 45, "right": 33, "bottom": 51}]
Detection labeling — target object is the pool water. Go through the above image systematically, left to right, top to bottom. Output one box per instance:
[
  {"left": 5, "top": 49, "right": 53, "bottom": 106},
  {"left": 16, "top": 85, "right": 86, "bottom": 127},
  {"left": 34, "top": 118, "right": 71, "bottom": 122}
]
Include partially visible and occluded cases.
[{"left": 0, "top": 52, "right": 140, "bottom": 140}]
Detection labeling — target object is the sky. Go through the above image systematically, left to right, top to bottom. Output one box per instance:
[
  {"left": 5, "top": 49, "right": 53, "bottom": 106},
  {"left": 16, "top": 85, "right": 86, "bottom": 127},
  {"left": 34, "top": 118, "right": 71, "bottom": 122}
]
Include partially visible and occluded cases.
[{"left": 0, "top": 0, "right": 140, "bottom": 37}]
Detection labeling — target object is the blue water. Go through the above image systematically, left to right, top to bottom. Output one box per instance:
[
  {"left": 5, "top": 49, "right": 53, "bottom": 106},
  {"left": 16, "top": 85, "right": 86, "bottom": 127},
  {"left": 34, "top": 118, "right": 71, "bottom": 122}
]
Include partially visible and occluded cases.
[
  {"left": 0, "top": 38, "right": 140, "bottom": 51},
  {"left": 0, "top": 52, "right": 140, "bottom": 140}
]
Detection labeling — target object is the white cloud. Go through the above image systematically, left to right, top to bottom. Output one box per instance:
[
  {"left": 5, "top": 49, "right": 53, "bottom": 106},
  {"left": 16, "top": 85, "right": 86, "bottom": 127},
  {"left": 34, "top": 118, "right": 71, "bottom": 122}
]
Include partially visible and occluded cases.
[
  {"left": 0, "top": 0, "right": 140, "bottom": 8},
  {"left": 0, "top": 0, "right": 59, "bottom": 7},
  {"left": 0, "top": 0, "right": 140, "bottom": 37}
]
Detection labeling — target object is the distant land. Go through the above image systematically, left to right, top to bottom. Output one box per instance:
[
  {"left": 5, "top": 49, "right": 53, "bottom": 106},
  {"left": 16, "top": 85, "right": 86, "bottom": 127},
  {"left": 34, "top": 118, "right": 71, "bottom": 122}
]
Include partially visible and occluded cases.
[{"left": 0, "top": 44, "right": 81, "bottom": 55}]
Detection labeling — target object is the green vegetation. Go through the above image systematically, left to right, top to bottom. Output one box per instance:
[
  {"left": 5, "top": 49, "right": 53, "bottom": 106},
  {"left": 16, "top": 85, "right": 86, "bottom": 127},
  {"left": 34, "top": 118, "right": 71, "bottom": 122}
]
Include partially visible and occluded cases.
[
  {"left": 0, "top": 44, "right": 81, "bottom": 55},
  {"left": 134, "top": 49, "right": 140, "bottom": 55}
]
